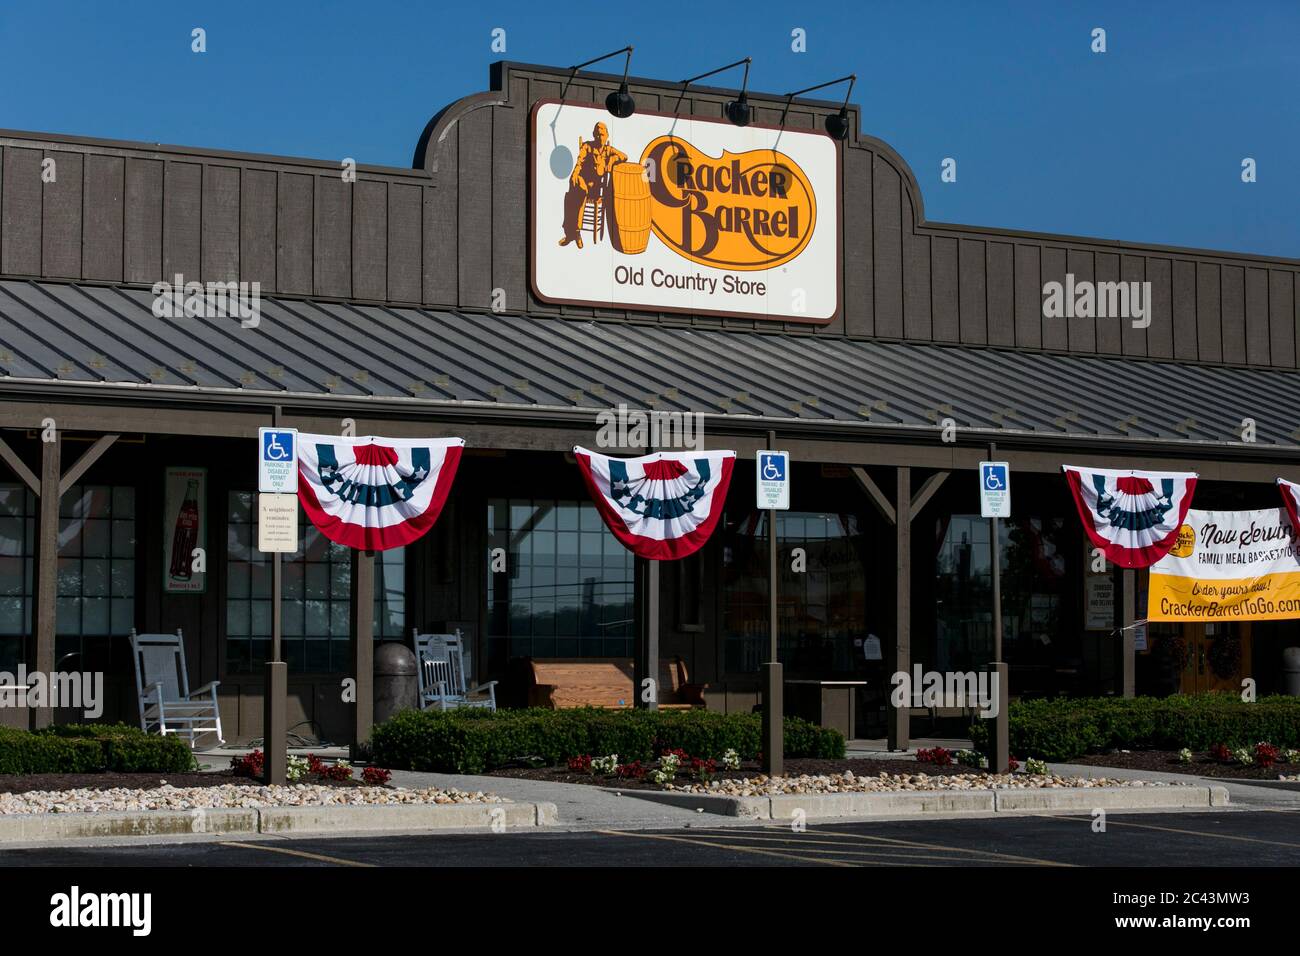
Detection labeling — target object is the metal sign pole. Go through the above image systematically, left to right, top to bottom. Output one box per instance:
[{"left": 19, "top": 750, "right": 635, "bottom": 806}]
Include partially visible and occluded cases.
[
  {"left": 262, "top": 407, "right": 288, "bottom": 785},
  {"left": 762, "top": 430, "right": 783, "bottom": 775},
  {"left": 987, "top": 440, "right": 1009, "bottom": 774}
]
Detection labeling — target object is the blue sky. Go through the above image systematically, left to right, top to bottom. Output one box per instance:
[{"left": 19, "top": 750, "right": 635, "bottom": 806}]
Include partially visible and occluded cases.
[{"left": 1, "top": 1, "right": 1295, "bottom": 258}]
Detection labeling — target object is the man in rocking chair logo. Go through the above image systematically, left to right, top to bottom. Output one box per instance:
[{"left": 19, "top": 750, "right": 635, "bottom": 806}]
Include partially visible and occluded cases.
[{"left": 558, "top": 121, "right": 627, "bottom": 249}]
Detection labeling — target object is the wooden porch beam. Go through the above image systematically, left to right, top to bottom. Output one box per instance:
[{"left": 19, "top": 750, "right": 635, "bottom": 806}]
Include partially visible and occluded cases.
[
  {"left": 58, "top": 433, "right": 119, "bottom": 495},
  {"left": 0, "top": 435, "right": 40, "bottom": 495},
  {"left": 851, "top": 466, "right": 896, "bottom": 526},
  {"left": 909, "top": 470, "right": 950, "bottom": 522}
]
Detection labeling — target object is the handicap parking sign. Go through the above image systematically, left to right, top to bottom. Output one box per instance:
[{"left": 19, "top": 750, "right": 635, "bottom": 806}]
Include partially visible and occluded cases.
[
  {"left": 258, "top": 427, "right": 299, "bottom": 493},
  {"left": 756, "top": 451, "right": 790, "bottom": 510},
  {"left": 979, "top": 461, "right": 1010, "bottom": 518}
]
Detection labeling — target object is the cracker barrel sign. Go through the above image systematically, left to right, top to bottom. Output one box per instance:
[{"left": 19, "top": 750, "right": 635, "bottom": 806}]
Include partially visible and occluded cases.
[{"left": 531, "top": 100, "right": 840, "bottom": 323}]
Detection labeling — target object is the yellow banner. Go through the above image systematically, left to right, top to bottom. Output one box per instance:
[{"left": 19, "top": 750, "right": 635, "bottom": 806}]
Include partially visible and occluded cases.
[
  {"left": 1146, "top": 507, "right": 1300, "bottom": 620},
  {"left": 1148, "top": 569, "right": 1300, "bottom": 620}
]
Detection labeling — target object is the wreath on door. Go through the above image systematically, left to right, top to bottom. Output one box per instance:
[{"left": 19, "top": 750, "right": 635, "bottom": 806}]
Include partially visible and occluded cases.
[
  {"left": 1207, "top": 632, "right": 1242, "bottom": 679},
  {"left": 1154, "top": 633, "right": 1191, "bottom": 672}
]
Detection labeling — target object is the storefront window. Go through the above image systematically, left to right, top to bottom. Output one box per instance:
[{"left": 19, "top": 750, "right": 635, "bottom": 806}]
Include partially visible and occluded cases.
[
  {"left": 0, "top": 483, "right": 136, "bottom": 671},
  {"left": 225, "top": 491, "right": 403, "bottom": 674},
  {"left": 485, "top": 499, "right": 634, "bottom": 669},
  {"left": 721, "top": 511, "right": 869, "bottom": 675},
  {"left": 934, "top": 515, "right": 1065, "bottom": 673}
]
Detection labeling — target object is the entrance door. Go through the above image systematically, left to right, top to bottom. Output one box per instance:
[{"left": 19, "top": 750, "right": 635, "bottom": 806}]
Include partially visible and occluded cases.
[{"left": 1180, "top": 622, "right": 1251, "bottom": 694}]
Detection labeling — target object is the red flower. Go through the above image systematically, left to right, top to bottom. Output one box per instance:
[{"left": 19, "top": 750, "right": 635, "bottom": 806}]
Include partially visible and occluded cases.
[
  {"left": 1255, "top": 742, "right": 1280, "bottom": 768},
  {"left": 1209, "top": 743, "right": 1232, "bottom": 763},
  {"left": 230, "top": 750, "right": 265, "bottom": 779},
  {"left": 567, "top": 755, "right": 593, "bottom": 773},
  {"left": 361, "top": 767, "right": 392, "bottom": 786}
]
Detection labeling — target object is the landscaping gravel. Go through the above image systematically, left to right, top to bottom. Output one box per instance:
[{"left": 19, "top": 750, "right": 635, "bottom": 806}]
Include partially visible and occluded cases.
[
  {"left": 664, "top": 770, "right": 1180, "bottom": 797},
  {"left": 0, "top": 784, "right": 507, "bottom": 814}
]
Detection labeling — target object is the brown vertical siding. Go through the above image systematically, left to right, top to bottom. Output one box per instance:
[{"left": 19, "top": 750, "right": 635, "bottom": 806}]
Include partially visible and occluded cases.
[
  {"left": 0, "top": 62, "right": 1295, "bottom": 370},
  {"left": 2, "top": 146, "right": 42, "bottom": 275},
  {"left": 83, "top": 154, "right": 124, "bottom": 282},
  {"left": 123, "top": 157, "right": 162, "bottom": 283},
  {"left": 201, "top": 165, "right": 240, "bottom": 281},
  {"left": 240, "top": 167, "right": 276, "bottom": 288}
]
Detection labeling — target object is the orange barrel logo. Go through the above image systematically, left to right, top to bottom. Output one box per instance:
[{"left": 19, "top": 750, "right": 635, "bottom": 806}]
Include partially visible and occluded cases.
[
  {"left": 640, "top": 137, "right": 817, "bottom": 271},
  {"left": 609, "top": 161, "right": 652, "bottom": 255},
  {"left": 1170, "top": 524, "right": 1196, "bottom": 558}
]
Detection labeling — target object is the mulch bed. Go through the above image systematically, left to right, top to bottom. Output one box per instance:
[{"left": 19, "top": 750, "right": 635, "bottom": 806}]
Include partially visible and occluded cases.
[
  {"left": 1070, "top": 751, "right": 1300, "bottom": 780},
  {"left": 488, "top": 757, "right": 980, "bottom": 791},
  {"left": 0, "top": 770, "right": 369, "bottom": 795}
]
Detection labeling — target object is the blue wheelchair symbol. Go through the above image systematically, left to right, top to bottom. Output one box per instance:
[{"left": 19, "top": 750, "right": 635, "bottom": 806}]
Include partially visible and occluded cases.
[
  {"left": 263, "top": 431, "right": 294, "bottom": 462},
  {"left": 760, "top": 453, "right": 786, "bottom": 482},
  {"left": 982, "top": 464, "right": 1007, "bottom": 491}
]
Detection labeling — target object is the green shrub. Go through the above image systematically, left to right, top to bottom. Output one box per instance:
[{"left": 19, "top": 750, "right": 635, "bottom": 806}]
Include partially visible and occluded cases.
[
  {"left": 969, "top": 694, "right": 1300, "bottom": 761},
  {"left": 371, "top": 708, "right": 845, "bottom": 774},
  {"left": 0, "top": 723, "right": 194, "bottom": 774}
]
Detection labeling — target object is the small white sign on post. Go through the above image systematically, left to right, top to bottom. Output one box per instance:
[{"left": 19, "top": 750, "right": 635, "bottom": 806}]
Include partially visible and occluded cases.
[
  {"left": 258, "top": 427, "right": 299, "bottom": 494},
  {"left": 756, "top": 451, "right": 791, "bottom": 510},
  {"left": 979, "top": 461, "right": 1011, "bottom": 518},
  {"left": 258, "top": 493, "right": 299, "bottom": 553}
]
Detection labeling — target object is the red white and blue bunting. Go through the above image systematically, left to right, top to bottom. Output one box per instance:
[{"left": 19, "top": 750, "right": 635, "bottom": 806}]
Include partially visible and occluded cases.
[
  {"left": 297, "top": 435, "right": 464, "bottom": 551},
  {"left": 574, "top": 446, "right": 736, "bottom": 560},
  {"left": 1062, "top": 464, "right": 1198, "bottom": 568},
  {"left": 1277, "top": 478, "right": 1300, "bottom": 532}
]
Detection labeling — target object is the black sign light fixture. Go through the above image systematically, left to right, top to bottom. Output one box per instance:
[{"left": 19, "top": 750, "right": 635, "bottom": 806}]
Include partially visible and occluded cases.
[
  {"left": 560, "top": 45, "right": 636, "bottom": 118},
  {"left": 675, "top": 57, "right": 754, "bottom": 126},
  {"left": 782, "top": 73, "right": 857, "bottom": 139}
]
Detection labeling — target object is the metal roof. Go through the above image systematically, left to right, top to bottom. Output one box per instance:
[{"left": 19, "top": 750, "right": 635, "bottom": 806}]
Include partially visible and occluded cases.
[{"left": 1, "top": 278, "right": 1299, "bottom": 449}]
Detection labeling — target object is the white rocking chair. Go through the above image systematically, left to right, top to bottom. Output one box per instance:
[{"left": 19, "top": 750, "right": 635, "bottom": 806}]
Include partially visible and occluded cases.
[
  {"left": 414, "top": 628, "right": 497, "bottom": 711},
  {"left": 130, "top": 629, "right": 224, "bottom": 745}
]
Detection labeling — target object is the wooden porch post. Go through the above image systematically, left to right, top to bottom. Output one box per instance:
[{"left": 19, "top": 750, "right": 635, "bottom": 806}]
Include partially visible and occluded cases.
[
  {"left": 31, "top": 435, "right": 60, "bottom": 729},
  {"left": 889, "top": 467, "right": 911, "bottom": 751},
  {"left": 351, "top": 549, "right": 375, "bottom": 756},
  {"left": 1121, "top": 568, "right": 1136, "bottom": 697}
]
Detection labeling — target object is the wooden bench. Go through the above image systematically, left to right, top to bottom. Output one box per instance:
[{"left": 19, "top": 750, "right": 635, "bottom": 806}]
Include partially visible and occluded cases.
[{"left": 521, "top": 657, "right": 707, "bottom": 709}]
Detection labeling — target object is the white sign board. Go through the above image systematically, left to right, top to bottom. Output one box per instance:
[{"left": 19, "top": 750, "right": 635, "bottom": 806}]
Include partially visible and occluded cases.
[
  {"left": 530, "top": 101, "right": 840, "bottom": 324},
  {"left": 258, "top": 427, "right": 299, "bottom": 493},
  {"left": 756, "top": 451, "right": 791, "bottom": 510},
  {"left": 979, "top": 461, "right": 1010, "bottom": 518},
  {"left": 258, "top": 493, "right": 299, "bottom": 553}
]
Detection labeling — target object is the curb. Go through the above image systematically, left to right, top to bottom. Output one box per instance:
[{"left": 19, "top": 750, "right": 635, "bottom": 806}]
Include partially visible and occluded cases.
[
  {"left": 609, "top": 785, "right": 1228, "bottom": 820},
  {"left": 0, "top": 801, "right": 558, "bottom": 844}
]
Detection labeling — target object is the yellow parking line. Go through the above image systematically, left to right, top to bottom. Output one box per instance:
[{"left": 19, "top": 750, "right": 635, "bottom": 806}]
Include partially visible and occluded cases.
[
  {"left": 1043, "top": 814, "right": 1300, "bottom": 850},
  {"left": 802, "top": 827, "right": 1076, "bottom": 867},
  {"left": 596, "top": 829, "right": 864, "bottom": 866},
  {"left": 680, "top": 830, "right": 1034, "bottom": 863},
  {"left": 219, "top": 840, "right": 376, "bottom": 867}
]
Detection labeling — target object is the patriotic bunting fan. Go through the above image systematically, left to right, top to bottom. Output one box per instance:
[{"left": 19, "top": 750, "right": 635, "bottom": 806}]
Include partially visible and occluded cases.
[
  {"left": 297, "top": 434, "right": 464, "bottom": 551},
  {"left": 574, "top": 446, "right": 736, "bottom": 560},
  {"left": 1062, "top": 464, "right": 1198, "bottom": 568},
  {"left": 1277, "top": 478, "right": 1300, "bottom": 532}
]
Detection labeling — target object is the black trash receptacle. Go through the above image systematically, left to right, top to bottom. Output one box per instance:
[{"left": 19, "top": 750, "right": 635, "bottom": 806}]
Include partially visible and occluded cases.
[{"left": 374, "top": 642, "right": 418, "bottom": 724}]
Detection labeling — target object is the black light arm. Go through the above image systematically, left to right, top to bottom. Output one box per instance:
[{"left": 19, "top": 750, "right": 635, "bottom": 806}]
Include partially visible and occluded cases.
[
  {"left": 560, "top": 46, "right": 637, "bottom": 118},
  {"left": 781, "top": 73, "right": 857, "bottom": 139}
]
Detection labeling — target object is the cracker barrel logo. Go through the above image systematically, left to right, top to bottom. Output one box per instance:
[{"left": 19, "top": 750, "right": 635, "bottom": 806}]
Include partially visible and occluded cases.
[
  {"left": 556, "top": 124, "right": 817, "bottom": 270},
  {"left": 1170, "top": 523, "right": 1196, "bottom": 558}
]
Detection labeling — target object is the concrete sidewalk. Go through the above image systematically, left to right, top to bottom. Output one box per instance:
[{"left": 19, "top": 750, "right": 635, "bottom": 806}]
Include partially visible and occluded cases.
[
  {"left": 1048, "top": 760, "right": 1300, "bottom": 809},
  {"left": 387, "top": 769, "right": 756, "bottom": 830}
]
